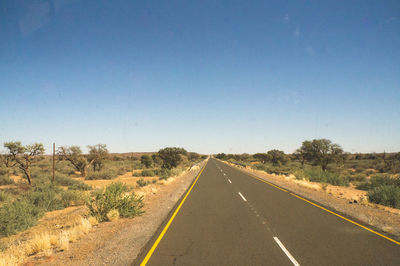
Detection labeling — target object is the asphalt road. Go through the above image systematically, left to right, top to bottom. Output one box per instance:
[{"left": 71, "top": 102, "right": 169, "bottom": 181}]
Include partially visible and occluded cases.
[{"left": 136, "top": 158, "right": 400, "bottom": 265}]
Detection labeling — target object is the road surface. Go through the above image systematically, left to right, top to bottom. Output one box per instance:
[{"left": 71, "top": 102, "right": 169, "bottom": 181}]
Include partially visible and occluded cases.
[{"left": 136, "top": 158, "right": 400, "bottom": 265}]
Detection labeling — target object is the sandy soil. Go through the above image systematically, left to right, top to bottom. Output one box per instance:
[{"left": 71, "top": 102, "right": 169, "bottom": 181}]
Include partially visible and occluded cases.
[
  {"left": 21, "top": 160, "right": 207, "bottom": 266},
  {"left": 225, "top": 162, "right": 400, "bottom": 239}
]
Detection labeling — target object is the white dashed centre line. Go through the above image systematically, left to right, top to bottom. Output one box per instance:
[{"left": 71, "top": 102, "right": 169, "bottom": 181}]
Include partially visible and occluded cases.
[
  {"left": 228, "top": 179, "right": 232, "bottom": 184},
  {"left": 238, "top": 192, "right": 247, "bottom": 202},
  {"left": 273, "top": 237, "right": 300, "bottom": 266}
]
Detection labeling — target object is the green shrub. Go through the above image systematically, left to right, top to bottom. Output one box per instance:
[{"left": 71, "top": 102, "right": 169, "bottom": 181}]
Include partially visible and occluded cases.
[
  {"left": 141, "top": 155, "right": 153, "bottom": 168},
  {"left": 56, "top": 161, "right": 76, "bottom": 175},
  {"left": 252, "top": 163, "right": 266, "bottom": 171},
  {"left": 0, "top": 167, "right": 9, "bottom": 176},
  {"left": 117, "top": 167, "right": 127, "bottom": 175},
  {"left": 170, "top": 167, "right": 184, "bottom": 177},
  {"left": 304, "top": 168, "right": 349, "bottom": 186},
  {"left": 157, "top": 169, "right": 172, "bottom": 180},
  {"left": 293, "top": 169, "right": 307, "bottom": 180},
  {"left": 365, "top": 169, "right": 376, "bottom": 176},
  {"left": 85, "top": 170, "right": 117, "bottom": 180},
  {"left": 133, "top": 170, "right": 155, "bottom": 177},
  {"left": 141, "top": 170, "right": 155, "bottom": 177},
  {"left": 132, "top": 171, "right": 141, "bottom": 177},
  {"left": 325, "top": 173, "right": 349, "bottom": 186},
  {"left": 348, "top": 173, "right": 367, "bottom": 183},
  {"left": 55, "top": 174, "right": 91, "bottom": 190},
  {"left": 55, "top": 174, "right": 78, "bottom": 186},
  {"left": 357, "top": 174, "right": 400, "bottom": 191},
  {"left": 0, "top": 175, "right": 14, "bottom": 185},
  {"left": 137, "top": 178, "right": 150, "bottom": 187},
  {"left": 68, "top": 182, "right": 92, "bottom": 191},
  {"left": 86, "top": 182, "right": 144, "bottom": 222},
  {"left": 24, "top": 184, "right": 64, "bottom": 212},
  {"left": 368, "top": 185, "right": 400, "bottom": 209},
  {"left": 61, "top": 190, "right": 87, "bottom": 207},
  {"left": 0, "top": 191, "right": 10, "bottom": 202},
  {"left": 0, "top": 200, "right": 42, "bottom": 237}
]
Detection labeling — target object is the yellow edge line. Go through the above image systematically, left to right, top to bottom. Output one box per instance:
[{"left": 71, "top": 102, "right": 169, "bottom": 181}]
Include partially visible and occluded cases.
[
  {"left": 221, "top": 159, "right": 400, "bottom": 246},
  {"left": 224, "top": 161, "right": 288, "bottom": 193},
  {"left": 140, "top": 162, "right": 207, "bottom": 266},
  {"left": 248, "top": 174, "right": 288, "bottom": 193},
  {"left": 290, "top": 192, "right": 400, "bottom": 246}
]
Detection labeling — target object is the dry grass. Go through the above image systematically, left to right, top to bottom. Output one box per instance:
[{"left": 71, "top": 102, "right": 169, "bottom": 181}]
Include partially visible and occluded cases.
[
  {"left": 0, "top": 164, "right": 198, "bottom": 265},
  {"left": 106, "top": 209, "right": 120, "bottom": 221},
  {"left": 88, "top": 216, "right": 99, "bottom": 226},
  {"left": 0, "top": 217, "right": 93, "bottom": 265},
  {"left": 78, "top": 218, "right": 92, "bottom": 234},
  {"left": 67, "top": 227, "right": 79, "bottom": 243},
  {"left": 57, "top": 231, "right": 69, "bottom": 251},
  {"left": 30, "top": 233, "right": 51, "bottom": 254},
  {"left": 49, "top": 234, "right": 58, "bottom": 246},
  {"left": 0, "top": 241, "right": 31, "bottom": 265}
]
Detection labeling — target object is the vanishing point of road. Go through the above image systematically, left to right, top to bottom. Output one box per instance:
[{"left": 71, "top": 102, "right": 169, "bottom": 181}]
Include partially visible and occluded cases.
[{"left": 136, "top": 158, "right": 400, "bottom": 265}]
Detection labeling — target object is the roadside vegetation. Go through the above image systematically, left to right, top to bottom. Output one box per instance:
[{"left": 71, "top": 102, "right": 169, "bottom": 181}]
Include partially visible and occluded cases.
[
  {"left": 216, "top": 139, "right": 400, "bottom": 209},
  {"left": 0, "top": 141, "right": 205, "bottom": 263}
]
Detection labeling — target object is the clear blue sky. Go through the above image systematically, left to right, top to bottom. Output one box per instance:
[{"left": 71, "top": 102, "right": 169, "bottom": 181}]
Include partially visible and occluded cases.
[{"left": 1, "top": 0, "right": 399, "bottom": 154}]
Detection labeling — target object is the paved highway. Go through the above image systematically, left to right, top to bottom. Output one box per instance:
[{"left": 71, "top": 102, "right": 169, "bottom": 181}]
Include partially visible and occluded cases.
[{"left": 136, "top": 158, "right": 400, "bottom": 265}]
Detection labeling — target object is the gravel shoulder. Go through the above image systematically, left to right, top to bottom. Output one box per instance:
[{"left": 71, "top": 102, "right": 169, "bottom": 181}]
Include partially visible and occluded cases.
[
  {"left": 42, "top": 160, "right": 207, "bottom": 266},
  {"left": 223, "top": 161, "right": 400, "bottom": 240}
]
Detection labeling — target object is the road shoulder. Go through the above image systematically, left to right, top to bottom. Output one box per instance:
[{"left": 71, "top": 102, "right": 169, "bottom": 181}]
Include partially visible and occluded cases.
[
  {"left": 45, "top": 160, "right": 207, "bottom": 266},
  {"left": 221, "top": 160, "right": 400, "bottom": 240}
]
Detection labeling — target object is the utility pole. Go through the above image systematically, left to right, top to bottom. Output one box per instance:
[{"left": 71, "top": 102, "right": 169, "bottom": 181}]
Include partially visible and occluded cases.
[{"left": 52, "top": 142, "right": 55, "bottom": 182}]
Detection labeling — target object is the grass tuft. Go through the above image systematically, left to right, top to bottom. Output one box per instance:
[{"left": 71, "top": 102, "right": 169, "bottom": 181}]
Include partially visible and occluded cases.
[
  {"left": 106, "top": 209, "right": 120, "bottom": 221},
  {"left": 30, "top": 233, "right": 51, "bottom": 255}
]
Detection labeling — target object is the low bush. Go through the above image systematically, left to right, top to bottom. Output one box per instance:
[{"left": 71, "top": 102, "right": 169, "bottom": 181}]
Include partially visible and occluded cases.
[
  {"left": 132, "top": 161, "right": 142, "bottom": 170},
  {"left": 56, "top": 162, "right": 76, "bottom": 175},
  {"left": 251, "top": 163, "right": 291, "bottom": 175},
  {"left": 252, "top": 163, "right": 266, "bottom": 171},
  {"left": 0, "top": 167, "right": 9, "bottom": 176},
  {"left": 170, "top": 167, "right": 184, "bottom": 177},
  {"left": 157, "top": 168, "right": 172, "bottom": 180},
  {"left": 304, "top": 168, "right": 349, "bottom": 186},
  {"left": 292, "top": 169, "right": 307, "bottom": 180},
  {"left": 85, "top": 170, "right": 117, "bottom": 180},
  {"left": 132, "top": 170, "right": 156, "bottom": 177},
  {"left": 141, "top": 170, "right": 155, "bottom": 177},
  {"left": 132, "top": 171, "right": 141, "bottom": 177},
  {"left": 348, "top": 173, "right": 367, "bottom": 183},
  {"left": 54, "top": 174, "right": 77, "bottom": 186},
  {"left": 55, "top": 174, "right": 91, "bottom": 190},
  {"left": 357, "top": 174, "right": 400, "bottom": 191},
  {"left": 0, "top": 175, "right": 13, "bottom": 186},
  {"left": 137, "top": 178, "right": 150, "bottom": 187},
  {"left": 68, "top": 182, "right": 92, "bottom": 191},
  {"left": 86, "top": 182, "right": 144, "bottom": 222},
  {"left": 24, "top": 183, "right": 64, "bottom": 212},
  {"left": 368, "top": 185, "right": 400, "bottom": 209},
  {"left": 60, "top": 190, "right": 87, "bottom": 207},
  {"left": 0, "top": 191, "right": 10, "bottom": 202},
  {"left": 0, "top": 200, "right": 42, "bottom": 237},
  {"left": 106, "top": 209, "right": 120, "bottom": 221}
]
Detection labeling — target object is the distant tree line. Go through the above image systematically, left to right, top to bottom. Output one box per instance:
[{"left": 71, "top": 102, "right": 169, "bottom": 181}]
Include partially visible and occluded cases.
[
  {"left": 216, "top": 138, "right": 400, "bottom": 174},
  {"left": 0, "top": 141, "right": 206, "bottom": 185}
]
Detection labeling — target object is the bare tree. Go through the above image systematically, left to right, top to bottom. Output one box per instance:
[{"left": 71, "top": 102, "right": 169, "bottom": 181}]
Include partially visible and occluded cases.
[
  {"left": 298, "top": 139, "right": 344, "bottom": 171},
  {"left": 3, "top": 142, "right": 45, "bottom": 184},
  {"left": 88, "top": 144, "right": 109, "bottom": 172},
  {"left": 57, "top": 146, "right": 94, "bottom": 177},
  {"left": 0, "top": 152, "right": 17, "bottom": 176},
  {"left": 253, "top": 153, "right": 269, "bottom": 164}
]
